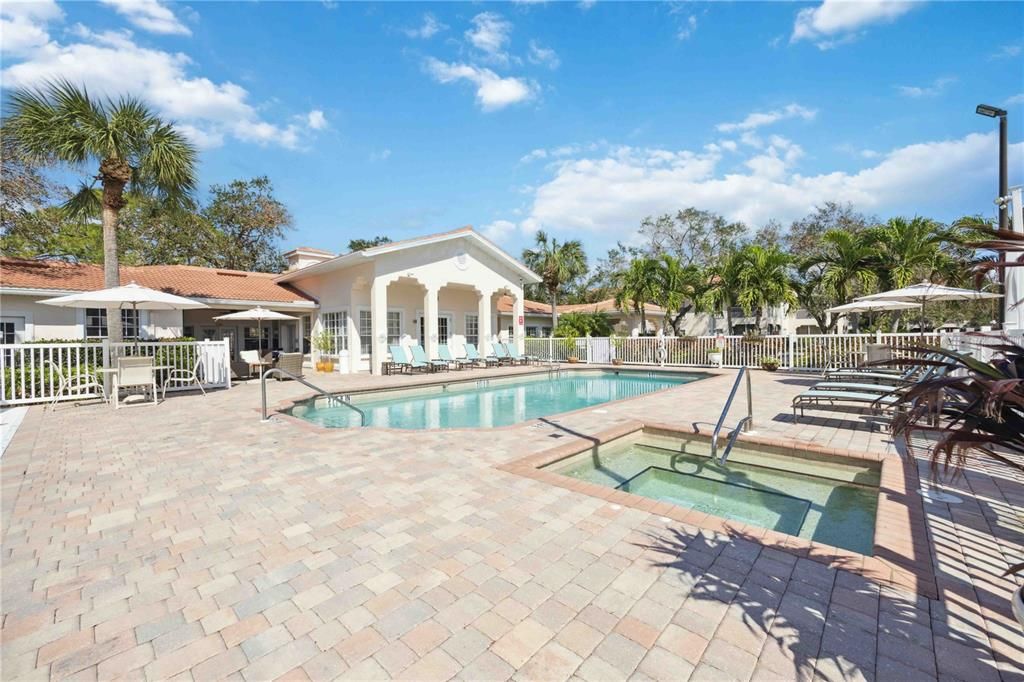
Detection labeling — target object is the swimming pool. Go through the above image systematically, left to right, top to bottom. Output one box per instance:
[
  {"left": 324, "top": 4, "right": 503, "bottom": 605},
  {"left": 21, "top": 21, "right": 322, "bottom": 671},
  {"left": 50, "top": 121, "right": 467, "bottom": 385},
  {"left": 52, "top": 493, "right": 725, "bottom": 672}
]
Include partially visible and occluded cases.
[
  {"left": 286, "top": 370, "right": 705, "bottom": 429},
  {"left": 547, "top": 432, "right": 880, "bottom": 554}
]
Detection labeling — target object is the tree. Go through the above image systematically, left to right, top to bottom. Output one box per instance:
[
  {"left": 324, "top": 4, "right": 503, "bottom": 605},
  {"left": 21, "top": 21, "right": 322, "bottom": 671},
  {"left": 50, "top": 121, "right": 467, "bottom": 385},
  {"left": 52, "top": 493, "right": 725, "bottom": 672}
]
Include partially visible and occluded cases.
[
  {"left": 6, "top": 81, "right": 197, "bottom": 341},
  {"left": 0, "top": 128, "right": 58, "bottom": 235},
  {"left": 203, "top": 176, "right": 292, "bottom": 272},
  {"left": 786, "top": 202, "right": 873, "bottom": 257},
  {"left": 639, "top": 208, "right": 746, "bottom": 265},
  {"left": 522, "top": 231, "right": 587, "bottom": 330},
  {"left": 348, "top": 235, "right": 391, "bottom": 252},
  {"left": 735, "top": 245, "right": 797, "bottom": 331},
  {"left": 699, "top": 248, "right": 746, "bottom": 334},
  {"left": 652, "top": 254, "right": 703, "bottom": 334},
  {"left": 614, "top": 257, "right": 661, "bottom": 334},
  {"left": 554, "top": 311, "right": 614, "bottom": 337}
]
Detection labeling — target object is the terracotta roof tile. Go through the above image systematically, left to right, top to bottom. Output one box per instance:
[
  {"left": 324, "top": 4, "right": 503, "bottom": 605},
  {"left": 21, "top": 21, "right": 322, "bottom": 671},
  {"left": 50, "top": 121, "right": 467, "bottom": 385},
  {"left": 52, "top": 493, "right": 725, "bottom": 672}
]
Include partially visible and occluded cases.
[
  {"left": 0, "top": 258, "right": 315, "bottom": 304},
  {"left": 496, "top": 295, "right": 663, "bottom": 315}
]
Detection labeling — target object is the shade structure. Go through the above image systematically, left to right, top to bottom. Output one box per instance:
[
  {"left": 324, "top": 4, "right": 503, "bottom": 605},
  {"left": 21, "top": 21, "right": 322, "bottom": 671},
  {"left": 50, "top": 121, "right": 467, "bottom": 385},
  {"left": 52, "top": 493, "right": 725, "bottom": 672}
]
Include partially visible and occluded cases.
[
  {"left": 40, "top": 281, "right": 207, "bottom": 350},
  {"left": 856, "top": 282, "right": 1002, "bottom": 337},
  {"left": 826, "top": 300, "right": 921, "bottom": 314},
  {"left": 212, "top": 307, "right": 297, "bottom": 358}
]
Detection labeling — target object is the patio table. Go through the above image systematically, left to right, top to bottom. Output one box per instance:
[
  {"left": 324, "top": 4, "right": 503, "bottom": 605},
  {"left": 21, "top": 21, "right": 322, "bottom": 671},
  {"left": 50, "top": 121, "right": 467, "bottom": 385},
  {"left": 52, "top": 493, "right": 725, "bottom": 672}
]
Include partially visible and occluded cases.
[{"left": 97, "top": 365, "right": 171, "bottom": 403}]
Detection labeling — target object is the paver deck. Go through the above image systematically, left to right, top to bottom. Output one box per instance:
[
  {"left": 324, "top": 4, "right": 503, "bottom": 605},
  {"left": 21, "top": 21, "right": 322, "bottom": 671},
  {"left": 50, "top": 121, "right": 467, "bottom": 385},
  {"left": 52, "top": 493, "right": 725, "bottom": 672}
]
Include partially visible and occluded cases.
[{"left": 2, "top": 365, "right": 1021, "bottom": 681}]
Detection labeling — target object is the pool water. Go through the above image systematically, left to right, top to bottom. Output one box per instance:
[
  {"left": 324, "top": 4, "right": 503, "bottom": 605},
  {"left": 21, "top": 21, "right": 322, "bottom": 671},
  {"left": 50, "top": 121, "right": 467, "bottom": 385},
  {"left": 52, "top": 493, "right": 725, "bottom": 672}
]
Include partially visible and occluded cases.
[
  {"left": 287, "top": 370, "right": 703, "bottom": 430},
  {"left": 551, "top": 437, "right": 879, "bottom": 554}
]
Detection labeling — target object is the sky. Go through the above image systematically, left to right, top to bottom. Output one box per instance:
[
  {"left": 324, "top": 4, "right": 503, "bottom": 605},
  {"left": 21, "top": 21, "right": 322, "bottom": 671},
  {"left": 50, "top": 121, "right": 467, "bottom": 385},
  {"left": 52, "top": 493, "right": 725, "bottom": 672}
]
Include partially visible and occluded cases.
[{"left": 2, "top": 0, "right": 1023, "bottom": 263}]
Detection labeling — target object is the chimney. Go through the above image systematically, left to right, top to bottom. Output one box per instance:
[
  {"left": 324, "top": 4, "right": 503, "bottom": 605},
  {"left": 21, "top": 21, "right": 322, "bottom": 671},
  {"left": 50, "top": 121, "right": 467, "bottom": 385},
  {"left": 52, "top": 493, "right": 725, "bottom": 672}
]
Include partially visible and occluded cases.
[{"left": 282, "top": 247, "right": 335, "bottom": 272}]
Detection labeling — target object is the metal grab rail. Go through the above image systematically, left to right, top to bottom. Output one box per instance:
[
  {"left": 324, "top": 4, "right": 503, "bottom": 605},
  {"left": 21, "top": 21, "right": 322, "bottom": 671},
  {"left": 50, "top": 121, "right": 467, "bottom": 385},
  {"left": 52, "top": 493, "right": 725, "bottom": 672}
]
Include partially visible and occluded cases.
[
  {"left": 710, "top": 367, "right": 753, "bottom": 464},
  {"left": 260, "top": 368, "right": 366, "bottom": 426}
]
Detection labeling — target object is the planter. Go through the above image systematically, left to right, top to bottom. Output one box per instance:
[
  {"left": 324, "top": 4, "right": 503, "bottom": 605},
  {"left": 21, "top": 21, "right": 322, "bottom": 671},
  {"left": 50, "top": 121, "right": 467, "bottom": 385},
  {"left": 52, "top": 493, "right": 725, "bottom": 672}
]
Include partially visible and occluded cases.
[
  {"left": 708, "top": 351, "right": 723, "bottom": 365},
  {"left": 567, "top": 357, "right": 580, "bottom": 364},
  {"left": 611, "top": 358, "right": 624, "bottom": 366},
  {"left": 316, "top": 360, "right": 335, "bottom": 373},
  {"left": 761, "top": 364, "right": 779, "bottom": 372},
  {"left": 1014, "top": 586, "right": 1024, "bottom": 630}
]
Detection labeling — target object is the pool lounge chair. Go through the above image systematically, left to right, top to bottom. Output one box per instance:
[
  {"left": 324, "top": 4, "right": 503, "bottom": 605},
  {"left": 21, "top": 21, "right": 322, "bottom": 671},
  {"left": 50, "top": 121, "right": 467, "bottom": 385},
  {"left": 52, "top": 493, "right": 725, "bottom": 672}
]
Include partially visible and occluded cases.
[
  {"left": 464, "top": 343, "right": 499, "bottom": 368},
  {"left": 489, "top": 343, "right": 515, "bottom": 366},
  {"left": 503, "top": 343, "right": 535, "bottom": 366},
  {"left": 411, "top": 344, "right": 449, "bottom": 372},
  {"left": 438, "top": 344, "right": 474, "bottom": 370},
  {"left": 388, "top": 345, "right": 419, "bottom": 373},
  {"left": 791, "top": 389, "right": 902, "bottom": 421}
]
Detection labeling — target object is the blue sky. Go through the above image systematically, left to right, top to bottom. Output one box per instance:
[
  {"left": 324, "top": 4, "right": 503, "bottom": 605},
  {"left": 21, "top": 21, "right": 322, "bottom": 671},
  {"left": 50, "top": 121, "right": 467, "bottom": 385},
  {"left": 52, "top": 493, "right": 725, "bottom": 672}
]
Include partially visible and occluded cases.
[{"left": 2, "top": 1, "right": 1022, "bottom": 261}]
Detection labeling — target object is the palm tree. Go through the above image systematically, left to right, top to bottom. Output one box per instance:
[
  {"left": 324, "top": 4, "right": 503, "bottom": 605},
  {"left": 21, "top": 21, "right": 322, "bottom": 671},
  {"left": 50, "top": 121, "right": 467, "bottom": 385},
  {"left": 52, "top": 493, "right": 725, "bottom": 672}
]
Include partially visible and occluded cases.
[
  {"left": 5, "top": 81, "right": 197, "bottom": 341},
  {"left": 867, "top": 217, "right": 949, "bottom": 290},
  {"left": 802, "top": 229, "right": 878, "bottom": 304},
  {"left": 522, "top": 231, "right": 587, "bottom": 332},
  {"left": 736, "top": 245, "right": 797, "bottom": 331},
  {"left": 699, "top": 248, "right": 746, "bottom": 334},
  {"left": 652, "top": 254, "right": 703, "bottom": 333},
  {"left": 614, "top": 257, "right": 661, "bottom": 334}
]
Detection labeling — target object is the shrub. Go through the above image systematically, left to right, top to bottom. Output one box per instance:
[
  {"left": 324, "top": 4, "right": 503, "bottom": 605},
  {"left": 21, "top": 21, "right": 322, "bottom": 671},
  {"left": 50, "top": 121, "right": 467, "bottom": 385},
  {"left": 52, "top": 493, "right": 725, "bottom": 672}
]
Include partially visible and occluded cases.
[{"left": 554, "top": 312, "right": 614, "bottom": 337}]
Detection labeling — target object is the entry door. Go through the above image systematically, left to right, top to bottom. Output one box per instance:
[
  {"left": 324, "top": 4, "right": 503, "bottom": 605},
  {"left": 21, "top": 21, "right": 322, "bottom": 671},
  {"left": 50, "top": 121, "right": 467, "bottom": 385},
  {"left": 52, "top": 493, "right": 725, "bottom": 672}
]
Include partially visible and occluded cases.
[{"left": 418, "top": 316, "right": 451, "bottom": 346}]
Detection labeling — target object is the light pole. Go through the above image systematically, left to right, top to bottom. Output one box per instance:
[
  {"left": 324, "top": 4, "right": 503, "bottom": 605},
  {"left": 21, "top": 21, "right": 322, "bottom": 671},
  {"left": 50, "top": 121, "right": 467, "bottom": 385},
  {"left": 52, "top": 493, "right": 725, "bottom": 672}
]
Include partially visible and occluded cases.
[{"left": 976, "top": 104, "right": 1009, "bottom": 231}]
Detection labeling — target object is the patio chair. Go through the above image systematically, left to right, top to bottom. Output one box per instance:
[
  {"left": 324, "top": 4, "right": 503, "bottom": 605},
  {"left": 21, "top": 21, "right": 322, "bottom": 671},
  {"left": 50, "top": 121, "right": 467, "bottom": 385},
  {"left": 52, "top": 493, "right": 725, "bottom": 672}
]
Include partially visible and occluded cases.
[
  {"left": 464, "top": 343, "right": 499, "bottom": 368},
  {"left": 411, "top": 344, "right": 449, "bottom": 372},
  {"left": 437, "top": 344, "right": 473, "bottom": 370},
  {"left": 390, "top": 345, "right": 427, "bottom": 373},
  {"left": 240, "top": 350, "right": 269, "bottom": 378},
  {"left": 274, "top": 352, "right": 304, "bottom": 380},
  {"left": 162, "top": 356, "right": 207, "bottom": 399},
  {"left": 114, "top": 357, "right": 158, "bottom": 409},
  {"left": 46, "top": 360, "right": 105, "bottom": 410}
]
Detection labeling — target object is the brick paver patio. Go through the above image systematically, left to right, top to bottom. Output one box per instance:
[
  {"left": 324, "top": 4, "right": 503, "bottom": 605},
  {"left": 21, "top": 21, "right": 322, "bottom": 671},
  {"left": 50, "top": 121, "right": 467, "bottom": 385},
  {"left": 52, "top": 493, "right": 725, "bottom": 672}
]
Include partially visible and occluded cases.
[{"left": 1, "top": 366, "right": 1021, "bottom": 681}]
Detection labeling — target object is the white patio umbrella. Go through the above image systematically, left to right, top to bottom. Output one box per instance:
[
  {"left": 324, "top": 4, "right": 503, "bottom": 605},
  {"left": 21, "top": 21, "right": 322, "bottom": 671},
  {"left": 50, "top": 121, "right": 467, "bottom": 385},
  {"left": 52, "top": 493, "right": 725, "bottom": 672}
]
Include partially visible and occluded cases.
[
  {"left": 40, "top": 281, "right": 207, "bottom": 351},
  {"left": 855, "top": 281, "right": 1002, "bottom": 338},
  {"left": 826, "top": 300, "right": 922, "bottom": 333},
  {"left": 212, "top": 307, "right": 297, "bottom": 358}
]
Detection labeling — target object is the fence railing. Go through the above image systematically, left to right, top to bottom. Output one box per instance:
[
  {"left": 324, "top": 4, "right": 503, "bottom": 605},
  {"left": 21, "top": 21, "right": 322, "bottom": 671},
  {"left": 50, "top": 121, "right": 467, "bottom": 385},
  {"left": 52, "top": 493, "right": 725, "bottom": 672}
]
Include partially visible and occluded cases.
[
  {"left": 524, "top": 331, "right": 996, "bottom": 372},
  {"left": 0, "top": 339, "right": 232, "bottom": 406}
]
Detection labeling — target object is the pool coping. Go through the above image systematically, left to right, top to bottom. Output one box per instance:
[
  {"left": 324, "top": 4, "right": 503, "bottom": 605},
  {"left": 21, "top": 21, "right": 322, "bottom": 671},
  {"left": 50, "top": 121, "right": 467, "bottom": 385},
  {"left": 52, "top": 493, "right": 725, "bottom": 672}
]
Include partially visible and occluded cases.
[
  {"left": 266, "top": 365, "right": 718, "bottom": 433},
  {"left": 498, "top": 420, "right": 938, "bottom": 599}
]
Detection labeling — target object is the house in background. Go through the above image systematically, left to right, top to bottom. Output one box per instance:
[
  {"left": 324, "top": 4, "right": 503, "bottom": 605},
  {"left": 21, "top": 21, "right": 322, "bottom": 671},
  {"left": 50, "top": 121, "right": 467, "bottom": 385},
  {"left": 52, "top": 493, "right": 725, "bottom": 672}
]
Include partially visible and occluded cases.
[
  {"left": 0, "top": 227, "right": 541, "bottom": 375},
  {"left": 496, "top": 297, "right": 667, "bottom": 338}
]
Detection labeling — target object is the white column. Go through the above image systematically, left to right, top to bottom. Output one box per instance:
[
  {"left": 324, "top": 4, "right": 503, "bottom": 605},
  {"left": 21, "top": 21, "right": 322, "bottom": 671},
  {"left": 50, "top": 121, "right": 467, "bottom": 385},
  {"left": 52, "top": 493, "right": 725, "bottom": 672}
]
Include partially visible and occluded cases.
[
  {"left": 370, "top": 279, "right": 388, "bottom": 375},
  {"left": 424, "top": 286, "right": 439, "bottom": 359},
  {"left": 347, "top": 288, "right": 361, "bottom": 374},
  {"left": 478, "top": 289, "right": 493, "bottom": 355},
  {"left": 513, "top": 294, "right": 525, "bottom": 354},
  {"left": 295, "top": 314, "right": 304, "bottom": 355}
]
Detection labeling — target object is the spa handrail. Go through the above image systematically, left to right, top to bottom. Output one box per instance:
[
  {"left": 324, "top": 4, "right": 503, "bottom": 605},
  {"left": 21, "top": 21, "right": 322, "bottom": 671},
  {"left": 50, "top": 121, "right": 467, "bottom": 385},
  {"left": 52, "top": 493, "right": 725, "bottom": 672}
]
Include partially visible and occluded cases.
[
  {"left": 710, "top": 367, "right": 752, "bottom": 464},
  {"left": 260, "top": 368, "right": 366, "bottom": 426}
]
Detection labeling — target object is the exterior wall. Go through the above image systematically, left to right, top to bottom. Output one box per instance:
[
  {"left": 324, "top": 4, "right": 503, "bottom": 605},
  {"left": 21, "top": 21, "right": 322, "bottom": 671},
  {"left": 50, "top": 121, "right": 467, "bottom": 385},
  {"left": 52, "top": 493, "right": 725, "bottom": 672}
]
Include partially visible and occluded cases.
[{"left": 0, "top": 293, "right": 182, "bottom": 341}]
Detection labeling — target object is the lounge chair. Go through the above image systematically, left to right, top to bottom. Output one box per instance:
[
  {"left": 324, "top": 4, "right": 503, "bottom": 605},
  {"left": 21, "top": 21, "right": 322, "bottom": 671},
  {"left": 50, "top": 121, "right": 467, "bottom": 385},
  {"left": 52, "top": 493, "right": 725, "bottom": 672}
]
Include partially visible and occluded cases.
[
  {"left": 464, "top": 343, "right": 499, "bottom": 368},
  {"left": 489, "top": 343, "right": 515, "bottom": 366},
  {"left": 502, "top": 343, "right": 531, "bottom": 366},
  {"left": 411, "top": 344, "right": 449, "bottom": 372},
  {"left": 438, "top": 344, "right": 473, "bottom": 370},
  {"left": 389, "top": 345, "right": 421, "bottom": 373},
  {"left": 240, "top": 350, "right": 270, "bottom": 378},
  {"left": 274, "top": 352, "right": 304, "bottom": 380},
  {"left": 114, "top": 356, "right": 158, "bottom": 409},
  {"left": 162, "top": 356, "right": 207, "bottom": 398},
  {"left": 791, "top": 390, "right": 902, "bottom": 421}
]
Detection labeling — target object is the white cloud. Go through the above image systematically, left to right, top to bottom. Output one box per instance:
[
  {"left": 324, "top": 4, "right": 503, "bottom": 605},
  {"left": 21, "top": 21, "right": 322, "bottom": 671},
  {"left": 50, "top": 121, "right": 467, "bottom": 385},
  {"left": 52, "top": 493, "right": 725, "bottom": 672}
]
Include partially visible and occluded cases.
[
  {"left": 0, "top": 0, "right": 62, "bottom": 56},
  {"left": 99, "top": 0, "right": 191, "bottom": 36},
  {"left": 578, "top": 0, "right": 597, "bottom": 10},
  {"left": 792, "top": 1, "right": 916, "bottom": 49},
  {"left": 465, "top": 12, "right": 513, "bottom": 64},
  {"left": 403, "top": 13, "right": 447, "bottom": 39},
  {"left": 677, "top": 15, "right": 697, "bottom": 41},
  {"left": 2, "top": 19, "right": 321, "bottom": 150},
  {"left": 527, "top": 40, "right": 560, "bottom": 69},
  {"left": 990, "top": 44, "right": 1021, "bottom": 60},
  {"left": 423, "top": 58, "right": 536, "bottom": 111},
  {"left": 897, "top": 76, "right": 956, "bottom": 98},
  {"left": 1007, "top": 93, "right": 1024, "bottom": 106},
  {"left": 716, "top": 103, "right": 818, "bottom": 133},
  {"left": 307, "top": 109, "right": 328, "bottom": 130},
  {"left": 510, "top": 132, "right": 1022, "bottom": 236},
  {"left": 369, "top": 148, "right": 392, "bottom": 162},
  {"left": 481, "top": 219, "right": 518, "bottom": 242}
]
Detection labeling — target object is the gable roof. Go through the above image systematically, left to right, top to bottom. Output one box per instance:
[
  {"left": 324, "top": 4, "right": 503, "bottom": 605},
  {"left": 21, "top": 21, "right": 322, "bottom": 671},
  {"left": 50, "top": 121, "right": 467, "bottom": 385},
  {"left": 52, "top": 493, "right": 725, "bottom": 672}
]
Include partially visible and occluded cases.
[
  {"left": 275, "top": 226, "right": 541, "bottom": 284},
  {"left": 0, "top": 258, "right": 316, "bottom": 306}
]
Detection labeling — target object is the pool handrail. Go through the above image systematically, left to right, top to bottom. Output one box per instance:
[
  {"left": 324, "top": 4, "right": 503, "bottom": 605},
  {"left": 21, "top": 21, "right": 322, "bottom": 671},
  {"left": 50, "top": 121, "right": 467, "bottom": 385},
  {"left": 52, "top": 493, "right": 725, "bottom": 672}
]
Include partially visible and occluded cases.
[
  {"left": 260, "top": 367, "right": 366, "bottom": 426},
  {"left": 711, "top": 367, "right": 753, "bottom": 464}
]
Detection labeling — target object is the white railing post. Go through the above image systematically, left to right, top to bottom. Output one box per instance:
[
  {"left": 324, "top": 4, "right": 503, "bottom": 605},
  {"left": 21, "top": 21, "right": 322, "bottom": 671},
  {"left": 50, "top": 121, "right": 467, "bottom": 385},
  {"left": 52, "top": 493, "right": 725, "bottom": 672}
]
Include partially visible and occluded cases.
[
  {"left": 786, "top": 334, "right": 795, "bottom": 369},
  {"left": 548, "top": 336, "right": 553, "bottom": 363},
  {"left": 222, "top": 337, "right": 233, "bottom": 389},
  {"left": 101, "top": 338, "right": 112, "bottom": 397}
]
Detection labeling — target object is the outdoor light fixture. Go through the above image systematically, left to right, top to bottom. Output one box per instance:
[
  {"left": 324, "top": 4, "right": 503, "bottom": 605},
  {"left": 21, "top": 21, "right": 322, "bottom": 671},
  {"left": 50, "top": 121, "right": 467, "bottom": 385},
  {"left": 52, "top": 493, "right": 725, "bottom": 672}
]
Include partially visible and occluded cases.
[{"left": 976, "top": 104, "right": 1008, "bottom": 118}]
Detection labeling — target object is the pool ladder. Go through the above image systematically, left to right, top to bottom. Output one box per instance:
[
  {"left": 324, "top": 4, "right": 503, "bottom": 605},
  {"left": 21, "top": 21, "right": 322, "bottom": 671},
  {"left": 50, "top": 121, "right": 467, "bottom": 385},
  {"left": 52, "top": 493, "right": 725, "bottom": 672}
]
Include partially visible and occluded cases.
[
  {"left": 260, "top": 367, "right": 366, "bottom": 426},
  {"left": 710, "top": 367, "right": 753, "bottom": 465}
]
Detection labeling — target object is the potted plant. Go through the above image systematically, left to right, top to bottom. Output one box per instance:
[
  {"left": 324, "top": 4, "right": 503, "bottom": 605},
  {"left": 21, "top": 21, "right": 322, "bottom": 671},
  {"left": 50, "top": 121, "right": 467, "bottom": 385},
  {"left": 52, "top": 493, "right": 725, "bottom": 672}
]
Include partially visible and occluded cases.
[
  {"left": 312, "top": 330, "right": 335, "bottom": 373},
  {"left": 563, "top": 335, "right": 579, "bottom": 363},
  {"left": 610, "top": 335, "right": 624, "bottom": 365},
  {"left": 708, "top": 347, "right": 723, "bottom": 366},
  {"left": 760, "top": 356, "right": 780, "bottom": 372}
]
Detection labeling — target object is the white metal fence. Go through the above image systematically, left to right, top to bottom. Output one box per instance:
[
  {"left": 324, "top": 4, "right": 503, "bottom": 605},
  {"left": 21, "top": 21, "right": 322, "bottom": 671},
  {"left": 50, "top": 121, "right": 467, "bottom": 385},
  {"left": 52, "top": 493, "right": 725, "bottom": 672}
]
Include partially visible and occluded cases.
[
  {"left": 525, "top": 331, "right": 1021, "bottom": 371},
  {"left": 0, "top": 339, "right": 232, "bottom": 406}
]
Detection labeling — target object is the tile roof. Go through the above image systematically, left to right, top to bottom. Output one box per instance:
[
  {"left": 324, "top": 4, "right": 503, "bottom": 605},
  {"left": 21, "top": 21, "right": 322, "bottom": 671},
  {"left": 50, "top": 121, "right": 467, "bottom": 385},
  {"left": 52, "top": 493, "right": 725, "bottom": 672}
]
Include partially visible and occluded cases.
[
  {"left": 0, "top": 258, "right": 315, "bottom": 304},
  {"left": 496, "top": 295, "right": 664, "bottom": 316}
]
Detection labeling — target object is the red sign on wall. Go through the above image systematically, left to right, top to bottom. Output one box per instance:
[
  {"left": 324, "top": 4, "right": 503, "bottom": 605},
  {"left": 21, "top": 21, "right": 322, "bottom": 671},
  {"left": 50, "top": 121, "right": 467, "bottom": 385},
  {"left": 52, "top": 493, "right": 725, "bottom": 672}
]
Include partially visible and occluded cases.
[{"left": 518, "top": 315, "right": 524, "bottom": 325}]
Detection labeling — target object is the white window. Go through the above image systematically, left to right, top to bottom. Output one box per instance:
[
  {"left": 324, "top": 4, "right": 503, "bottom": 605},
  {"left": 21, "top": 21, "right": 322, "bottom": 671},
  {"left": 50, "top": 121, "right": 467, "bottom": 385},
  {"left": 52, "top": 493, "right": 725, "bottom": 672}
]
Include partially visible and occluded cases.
[
  {"left": 85, "top": 308, "right": 140, "bottom": 339},
  {"left": 359, "top": 310, "right": 373, "bottom": 356},
  {"left": 320, "top": 311, "right": 347, "bottom": 352},
  {"left": 387, "top": 311, "right": 402, "bottom": 346},
  {"left": 465, "top": 314, "right": 478, "bottom": 346},
  {"left": 438, "top": 316, "right": 450, "bottom": 345}
]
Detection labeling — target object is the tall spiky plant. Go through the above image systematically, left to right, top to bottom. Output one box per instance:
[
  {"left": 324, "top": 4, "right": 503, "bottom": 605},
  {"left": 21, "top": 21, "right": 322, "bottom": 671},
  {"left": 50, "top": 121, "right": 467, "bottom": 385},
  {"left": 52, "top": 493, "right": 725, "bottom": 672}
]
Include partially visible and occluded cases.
[
  {"left": 5, "top": 81, "right": 197, "bottom": 341},
  {"left": 522, "top": 231, "right": 587, "bottom": 331},
  {"left": 736, "top": 245, "right": 797, "bottom": 332},
  {"left": 614, "top": 256, "right": 661, "bottom": 334}
]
